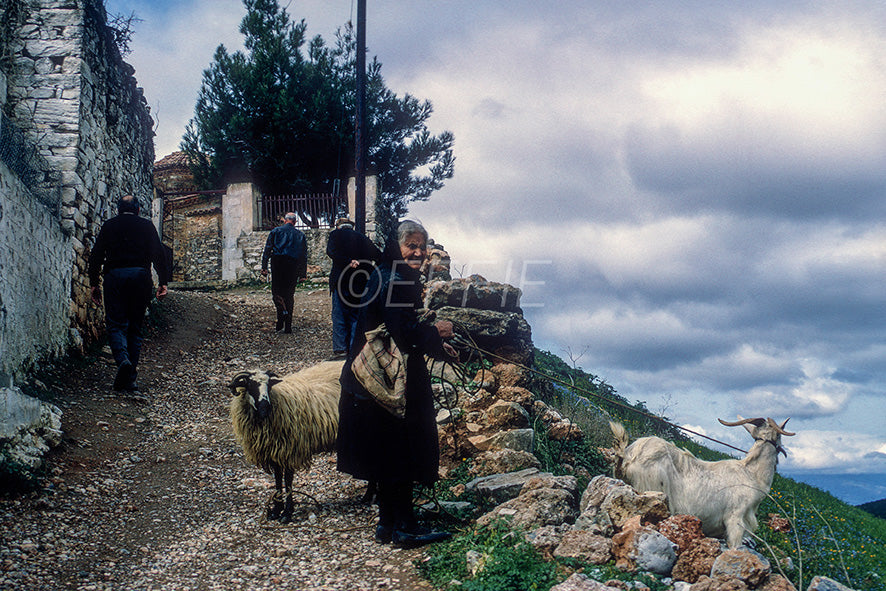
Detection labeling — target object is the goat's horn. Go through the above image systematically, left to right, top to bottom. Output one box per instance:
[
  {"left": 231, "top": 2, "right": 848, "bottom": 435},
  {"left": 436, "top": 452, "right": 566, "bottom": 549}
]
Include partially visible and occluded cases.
[
  {"left": 718, "top": 417, "right": 765, "bottom": 427},
  {"left": 768, "top": 418, "right": 796, "bottom": 436}
]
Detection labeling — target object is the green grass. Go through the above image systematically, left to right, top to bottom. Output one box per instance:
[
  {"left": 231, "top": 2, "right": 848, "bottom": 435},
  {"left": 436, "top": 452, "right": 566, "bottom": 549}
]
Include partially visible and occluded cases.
[
  {"left": 417, "top": 347, "right": 886, "bottom": 591},
  {"left": 532, "top": 424, "right": 610, "bottom": 490},
  {"left": 756, "top": 474, "right": 886, "bottom": 591},
  {"left": 419, "top": 521, "right": 559, "bottom": 591}
]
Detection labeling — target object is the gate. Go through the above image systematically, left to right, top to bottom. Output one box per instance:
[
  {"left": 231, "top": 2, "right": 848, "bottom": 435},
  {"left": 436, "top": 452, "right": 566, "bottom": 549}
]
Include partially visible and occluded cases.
[{"left": 259, "top": 193, "right": 345, "bottom": 230}]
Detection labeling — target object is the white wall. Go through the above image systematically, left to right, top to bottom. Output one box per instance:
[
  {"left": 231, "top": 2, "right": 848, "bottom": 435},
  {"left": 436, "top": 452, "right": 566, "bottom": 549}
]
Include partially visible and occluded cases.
[{"left": 0, "top": 158, "right": 72, "bottom": 381}]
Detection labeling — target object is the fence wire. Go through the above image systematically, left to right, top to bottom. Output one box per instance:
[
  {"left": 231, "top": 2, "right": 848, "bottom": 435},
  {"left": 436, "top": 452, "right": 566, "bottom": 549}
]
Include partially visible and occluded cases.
[
  {"left": 0, "top": 110, "right": 62, "bottom": 215},
  {"left": 444, "top": 328, "right": 750, "bottom": 455}
]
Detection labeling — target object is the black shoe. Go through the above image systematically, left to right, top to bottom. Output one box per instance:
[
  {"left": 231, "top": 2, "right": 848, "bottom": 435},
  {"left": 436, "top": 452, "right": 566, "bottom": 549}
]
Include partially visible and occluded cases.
[
  {"left": 330, "top": 350, "right": 347, "bottom": 361},
  {"left": 113, "top": 360, "right": 133, "bottom": 391},
  {"left": 124, "top": 370, "right": 139, "bottom": 391},
  {"left": 375, "top": 524, "right": 393, "bottom": 544},
  {"left": 392, "top": 525, "right": 451, "bottom": 548}
]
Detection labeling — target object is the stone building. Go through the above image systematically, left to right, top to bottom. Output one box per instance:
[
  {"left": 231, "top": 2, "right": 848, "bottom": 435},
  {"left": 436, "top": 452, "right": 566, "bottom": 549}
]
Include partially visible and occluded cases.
[
  {"left": 0, "top": 0, "right": 154, "bottom": 382},
  {"left": 153, "top": 150, "right": 199, "bottom": 195},
  {"left": 152, "top": 151, "right": 378, "bottom": 287},
  {"left": 153, "top": 152, "right": 224, "bottom": 282}
]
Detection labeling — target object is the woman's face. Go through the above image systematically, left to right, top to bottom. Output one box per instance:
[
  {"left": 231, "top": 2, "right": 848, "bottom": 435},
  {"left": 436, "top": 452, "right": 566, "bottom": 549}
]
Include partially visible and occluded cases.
[{"left": 399, "top": 232, "right": 427, "bottom": 270}]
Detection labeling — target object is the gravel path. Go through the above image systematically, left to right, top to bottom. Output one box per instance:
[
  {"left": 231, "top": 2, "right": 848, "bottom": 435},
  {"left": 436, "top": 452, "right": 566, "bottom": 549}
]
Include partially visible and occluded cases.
[{"left": 1, "top": 286, "right": 436, "bottom": 591}]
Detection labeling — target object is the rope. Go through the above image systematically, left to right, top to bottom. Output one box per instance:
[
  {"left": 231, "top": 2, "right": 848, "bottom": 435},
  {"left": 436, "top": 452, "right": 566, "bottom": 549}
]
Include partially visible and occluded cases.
[{"left": 447, "top": 332, "right": 749, "bottom": 455}]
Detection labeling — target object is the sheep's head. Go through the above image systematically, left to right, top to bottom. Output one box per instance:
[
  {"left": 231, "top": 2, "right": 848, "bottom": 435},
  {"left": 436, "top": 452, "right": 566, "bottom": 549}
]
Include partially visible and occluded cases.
[
  {"left": 229, "top": 369, "right": 283, "bottom": 421},
  {"left": 719, "top": 416, "right": 795, "bottom": 457}
]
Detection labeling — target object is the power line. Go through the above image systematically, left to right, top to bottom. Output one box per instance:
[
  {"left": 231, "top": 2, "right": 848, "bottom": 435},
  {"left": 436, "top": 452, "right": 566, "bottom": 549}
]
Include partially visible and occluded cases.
[{"left": 452, "top": 336, "right": 749, "bottom": 455}]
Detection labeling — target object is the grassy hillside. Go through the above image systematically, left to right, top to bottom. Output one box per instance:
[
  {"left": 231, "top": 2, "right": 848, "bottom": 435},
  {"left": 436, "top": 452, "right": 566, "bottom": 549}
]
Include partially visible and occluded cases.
[
  {"left": 533, "top": 347, "right": 886, "bottom": 590},
  {"left": 421, "top": 348, "right": 886, "bottom": 590},
  {"left": 756, "top": 475, "right": 885, "bottom": 590}
]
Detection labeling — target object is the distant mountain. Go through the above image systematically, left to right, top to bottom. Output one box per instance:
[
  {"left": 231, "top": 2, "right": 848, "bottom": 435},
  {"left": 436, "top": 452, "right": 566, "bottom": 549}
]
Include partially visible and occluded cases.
[{"left": 858, "top": 497, "right": 886, "bottom": 519}]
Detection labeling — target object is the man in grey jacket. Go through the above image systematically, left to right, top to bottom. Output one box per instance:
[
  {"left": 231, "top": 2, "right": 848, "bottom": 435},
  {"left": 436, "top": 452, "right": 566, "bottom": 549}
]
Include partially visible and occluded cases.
[{"left": 261, "top": 212, "right": 307, "bottom": 333}]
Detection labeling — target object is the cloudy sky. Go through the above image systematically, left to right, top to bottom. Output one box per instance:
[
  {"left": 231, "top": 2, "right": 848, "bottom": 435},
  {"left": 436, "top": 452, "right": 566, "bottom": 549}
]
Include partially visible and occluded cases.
[{"left": 104, "top": 0, "right": 886, "bottom": 504}]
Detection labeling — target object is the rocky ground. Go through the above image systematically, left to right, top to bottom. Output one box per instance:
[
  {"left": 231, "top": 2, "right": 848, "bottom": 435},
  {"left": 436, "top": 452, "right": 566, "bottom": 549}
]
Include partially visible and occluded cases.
[{"left": 0, "top": 285, "right": 438, "bottom": 591}]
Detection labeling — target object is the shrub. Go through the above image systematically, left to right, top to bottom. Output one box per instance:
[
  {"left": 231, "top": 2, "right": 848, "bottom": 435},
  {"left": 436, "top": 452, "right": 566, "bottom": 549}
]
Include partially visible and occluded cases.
[
  {"left": 0, "top": 451, "right": 41, "bottom": 495},
  {"left": 419, "top": 521, "right": 558, "bottom": 591}
]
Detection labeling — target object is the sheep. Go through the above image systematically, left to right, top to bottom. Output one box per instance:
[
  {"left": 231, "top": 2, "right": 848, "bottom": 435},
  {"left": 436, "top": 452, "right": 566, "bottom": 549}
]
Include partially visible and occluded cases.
[
  {"left": 229, "top": 360, "right": 344, "bottom": 522},
  {"left": 610, "top": 416, "right": 795, "bottom": 548}
]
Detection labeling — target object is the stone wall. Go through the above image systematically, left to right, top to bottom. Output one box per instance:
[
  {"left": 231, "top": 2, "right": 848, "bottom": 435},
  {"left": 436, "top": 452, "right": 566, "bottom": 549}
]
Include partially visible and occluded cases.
[
  {"left": 0, "top": 0, "right": 155, "bottom": 378},
  {"left": 66, "top": 0, "right": 156, "bottom": 337},
  {"left": 0, "top": 158, "right": 72, "bottom": 381},
  {"left": 165, "top": 193, "right": 223, "bottom": 282},
  {"left": 175, "top": 209, "right": 223, "bottom": 282},
  {"left": 236, "top": 228, "right": 332, "bottom": 280},
  {"left": 305, "top": 228, "right": 332, "bottom": 274},
  {"left": 237, "top": 231, "right": 266, "bottom": 279}
]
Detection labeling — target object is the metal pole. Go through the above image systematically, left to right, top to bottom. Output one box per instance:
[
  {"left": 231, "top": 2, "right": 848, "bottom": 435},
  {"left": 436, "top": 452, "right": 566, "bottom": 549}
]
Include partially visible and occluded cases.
[{"left": 354, "top": 0, "right": 367, "bottom": 234}]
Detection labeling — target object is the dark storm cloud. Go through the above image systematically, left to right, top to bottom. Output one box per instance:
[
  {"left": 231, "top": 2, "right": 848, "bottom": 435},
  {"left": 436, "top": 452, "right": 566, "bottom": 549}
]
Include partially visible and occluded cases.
[
  {"left": 107, "top": 0, "right": 886, "bottom": 476},
  {"left": 624, "top": 123, "right": 886, "bottom": 221}
]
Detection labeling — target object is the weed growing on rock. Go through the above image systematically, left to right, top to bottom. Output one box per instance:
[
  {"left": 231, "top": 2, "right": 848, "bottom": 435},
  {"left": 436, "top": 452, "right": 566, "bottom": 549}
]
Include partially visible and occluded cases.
[{"left": 419, "top": 521, "right": 558, "bottom": 591}]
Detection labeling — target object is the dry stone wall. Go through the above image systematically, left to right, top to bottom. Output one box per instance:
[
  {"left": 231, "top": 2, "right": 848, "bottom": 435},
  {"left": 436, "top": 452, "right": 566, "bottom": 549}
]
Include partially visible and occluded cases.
[
  {"left": 0, "top": 0, "right": 154, "bottom": 378},
  {"left": 63, "top": 0, "right": 155, "bottom": 336},
  {"left": 0, "top": 158, "right": 72, "bottom": 382},
  {"left": 165, "top": 195, "right": 223, "bottom": 282},
  {"left": 175, "top": 209, "right": 223, "bottom": 282},
  {"left": 236, "top": 227, "right": 332, "bottom": 281}
]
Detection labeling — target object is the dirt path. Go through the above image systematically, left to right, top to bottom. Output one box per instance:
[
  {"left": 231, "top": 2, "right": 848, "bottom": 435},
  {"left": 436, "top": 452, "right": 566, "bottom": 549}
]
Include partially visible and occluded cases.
[{"left": 1, "top": 286, "right": 435, "bottom": 590}]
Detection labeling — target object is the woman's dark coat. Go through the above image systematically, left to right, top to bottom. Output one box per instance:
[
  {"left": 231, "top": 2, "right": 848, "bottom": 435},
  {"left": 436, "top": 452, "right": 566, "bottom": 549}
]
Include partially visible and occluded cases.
[{"left": 336, "top": 240, "right": 446, "bottom": 486}]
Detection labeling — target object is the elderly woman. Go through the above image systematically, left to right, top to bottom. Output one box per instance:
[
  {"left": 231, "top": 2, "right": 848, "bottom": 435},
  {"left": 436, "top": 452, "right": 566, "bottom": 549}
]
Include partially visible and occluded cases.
[{"left": 337, "top": 220, "right": 456, "bottom": 547}]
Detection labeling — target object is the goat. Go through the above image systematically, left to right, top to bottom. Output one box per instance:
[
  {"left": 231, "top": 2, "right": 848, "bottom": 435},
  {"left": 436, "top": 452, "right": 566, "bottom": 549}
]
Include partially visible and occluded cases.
[
  {"left": 229, "top": 360, "right": 344, "bottom": 522},
  {"left": 610, "top": 416, "right": 795, "bottom": 548}
]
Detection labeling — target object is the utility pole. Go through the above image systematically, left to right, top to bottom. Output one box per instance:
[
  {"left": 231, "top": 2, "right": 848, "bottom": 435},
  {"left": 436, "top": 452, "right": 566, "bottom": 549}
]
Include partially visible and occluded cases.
[{"left": 354, "top": 0, "right": 367, "bottom": 234}]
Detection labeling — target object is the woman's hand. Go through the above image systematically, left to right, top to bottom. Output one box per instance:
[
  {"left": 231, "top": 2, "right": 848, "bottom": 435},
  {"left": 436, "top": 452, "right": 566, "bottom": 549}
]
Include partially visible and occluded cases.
[
  {"left": 435, "top": 320, "right": 454, "bottom": 339},
  {"left": 435, "top": 320, "right": 458, "bottom": 358}
]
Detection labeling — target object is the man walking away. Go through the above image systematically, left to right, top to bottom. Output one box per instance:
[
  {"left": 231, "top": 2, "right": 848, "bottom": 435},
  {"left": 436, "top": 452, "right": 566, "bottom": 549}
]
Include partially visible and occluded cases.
[
  {"left": 88, "top": 195, "right": 170, "bottom": 392},
  {"left": 261, "top": 212, "right": 307, "bottom": 334},
  {"left": 326, "top": 217, "right": 380, "bottom": 358}
]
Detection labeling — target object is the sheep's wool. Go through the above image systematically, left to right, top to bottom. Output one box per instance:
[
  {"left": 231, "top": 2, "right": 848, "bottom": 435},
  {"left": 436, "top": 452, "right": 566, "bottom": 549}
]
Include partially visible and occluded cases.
[{"left": 230, "top": 361, "right": 343, "bottom": 473}]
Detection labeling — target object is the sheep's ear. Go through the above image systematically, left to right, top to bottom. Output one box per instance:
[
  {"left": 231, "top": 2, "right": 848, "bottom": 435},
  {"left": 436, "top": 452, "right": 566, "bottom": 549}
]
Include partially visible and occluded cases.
[{"left": 268, "top": 376, "right": 284, "bottom": 388}]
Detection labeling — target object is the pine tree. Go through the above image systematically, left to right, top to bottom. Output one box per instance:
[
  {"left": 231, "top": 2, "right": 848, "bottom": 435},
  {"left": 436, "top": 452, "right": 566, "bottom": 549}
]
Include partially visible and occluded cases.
[{"left": 182, "top": 0, "right": 454, "bottom": 234}]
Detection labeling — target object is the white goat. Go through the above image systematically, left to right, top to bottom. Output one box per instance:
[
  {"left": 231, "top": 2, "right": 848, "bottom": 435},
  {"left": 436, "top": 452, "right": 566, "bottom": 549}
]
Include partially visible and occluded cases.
[
  {"left": 229, "top": 360, "right": 344, "bottom": 522},
  {"left": 610, "top": 417, "right": 795, "bottom": 548}
]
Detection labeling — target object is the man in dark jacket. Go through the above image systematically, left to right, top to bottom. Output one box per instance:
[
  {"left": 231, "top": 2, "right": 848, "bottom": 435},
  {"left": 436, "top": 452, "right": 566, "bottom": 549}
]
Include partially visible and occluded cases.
[
  {"left": 88, "top": 195, "right": 170, "bottom": 392},
  {"left": 261, "top": 212, "right": 307, "bottom": 334},
  {"left": 326, "top": 217, "right": 380, "bottom": 358}
]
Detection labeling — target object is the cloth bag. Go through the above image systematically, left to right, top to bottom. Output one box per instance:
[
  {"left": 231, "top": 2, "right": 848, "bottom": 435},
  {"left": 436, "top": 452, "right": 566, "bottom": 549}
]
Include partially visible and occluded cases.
[{"left": 351, "top": 323, "right": 408, "bottom": 419}]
